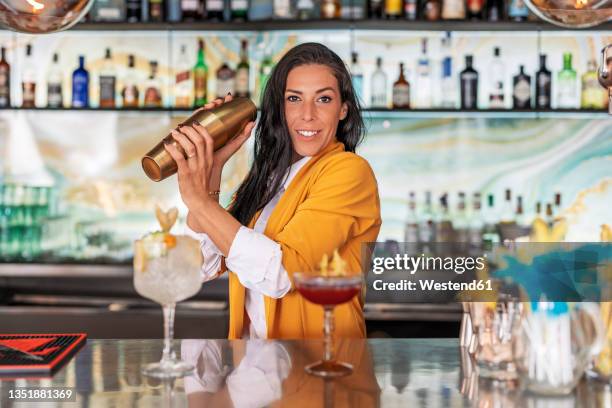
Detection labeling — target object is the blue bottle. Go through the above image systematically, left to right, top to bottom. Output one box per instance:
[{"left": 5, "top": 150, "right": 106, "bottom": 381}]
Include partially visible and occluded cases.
[{"left": 72, "top": 55, "right": 89, "bottom": 108}]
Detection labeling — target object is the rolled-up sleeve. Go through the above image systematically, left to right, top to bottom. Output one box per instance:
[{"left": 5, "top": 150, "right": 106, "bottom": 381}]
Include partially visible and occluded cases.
[
  {"left": 184, "top": 224, "right": 223, "bottom": 282},
  {"left": 225, "top": 226, "right": 291, "bottom": 299}
]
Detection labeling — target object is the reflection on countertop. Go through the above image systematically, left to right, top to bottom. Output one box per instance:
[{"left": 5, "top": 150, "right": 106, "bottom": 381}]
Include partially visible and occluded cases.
[{"left": 0, "top": 339, "right": 609, "bottom": 407}]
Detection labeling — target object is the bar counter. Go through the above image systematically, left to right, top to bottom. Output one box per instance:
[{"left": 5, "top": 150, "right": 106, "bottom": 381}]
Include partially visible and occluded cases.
[{"left": 1, "top": 338, "right": 610, "bottom": 407}]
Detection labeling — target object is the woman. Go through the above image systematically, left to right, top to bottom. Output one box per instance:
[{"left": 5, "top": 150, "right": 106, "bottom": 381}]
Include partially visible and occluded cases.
[{"left": 165, "top": 42, "right": 381, "bottom": 340}]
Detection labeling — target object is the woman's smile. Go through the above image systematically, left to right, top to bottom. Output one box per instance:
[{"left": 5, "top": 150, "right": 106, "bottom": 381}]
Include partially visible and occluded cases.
[{"left": 296, "top": 129, "right": 321, "bottom": 139}]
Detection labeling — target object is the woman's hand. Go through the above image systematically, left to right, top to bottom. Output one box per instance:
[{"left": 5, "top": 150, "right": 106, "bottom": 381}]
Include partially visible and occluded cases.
[
  {"left": 164, "top": 93, "right": 255, "bottom": 229},
  {"left": 164, "top": 122, "right": 214, "bottom": 213}
]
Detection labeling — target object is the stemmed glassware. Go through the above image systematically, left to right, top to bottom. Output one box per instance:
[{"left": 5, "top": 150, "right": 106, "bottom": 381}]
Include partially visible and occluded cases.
[
  {"left": 133, "top": 207, "right": 203, "bottom": 378},
  {"left": 294, "top": 272, "right": 362, "bottom": 378}
]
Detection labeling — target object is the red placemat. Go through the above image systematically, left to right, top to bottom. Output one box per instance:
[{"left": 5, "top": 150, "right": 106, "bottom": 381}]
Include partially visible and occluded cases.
[{"left": 0, "top": 333, "right": 87, "bottom": 377}]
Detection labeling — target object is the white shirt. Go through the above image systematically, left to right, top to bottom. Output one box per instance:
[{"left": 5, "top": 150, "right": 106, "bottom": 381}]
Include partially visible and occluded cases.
[{"left": 185, "top": 156, "right": 312, "bottom": 339}]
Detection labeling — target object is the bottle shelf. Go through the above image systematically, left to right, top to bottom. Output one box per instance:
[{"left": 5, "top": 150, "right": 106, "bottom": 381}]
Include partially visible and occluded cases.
[
  {"left": 70, "top": 20, "right": 612, "bottom": 32},
  {"left": 0, "top": 107, "right": 608, "bottom": 118},
  {"left": 365, "top": 108, "right": 611, "bottom": 119}
]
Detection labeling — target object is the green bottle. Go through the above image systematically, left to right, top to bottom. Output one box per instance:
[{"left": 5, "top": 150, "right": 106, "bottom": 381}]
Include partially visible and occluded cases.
[
  {"left": 193, "top": 38, "right": 208, "bottom": 108},
  {"left": 258, "top": 50, "right": 274, "bottom": 102},
  {"left": 557, "top": 52, "right": 577, "bottom": 109},
  {"left": 581, "top": 59, "right": 606, "bottom": 109}
]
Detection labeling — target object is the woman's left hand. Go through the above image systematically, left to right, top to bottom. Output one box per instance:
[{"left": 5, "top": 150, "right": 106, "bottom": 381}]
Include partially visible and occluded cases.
[{"left": 164, "top": 121, "right": 216, "bottom": 212}]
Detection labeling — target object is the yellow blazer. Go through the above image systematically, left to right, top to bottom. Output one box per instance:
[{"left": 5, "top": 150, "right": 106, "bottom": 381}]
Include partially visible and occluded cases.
[{"left": 224, "top": 140, "right": 382, "bottom": 339}]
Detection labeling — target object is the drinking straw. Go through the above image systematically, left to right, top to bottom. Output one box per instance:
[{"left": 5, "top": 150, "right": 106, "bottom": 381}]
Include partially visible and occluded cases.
[{"left": 523, "top": 302, "right": 572, "bottom": 388}]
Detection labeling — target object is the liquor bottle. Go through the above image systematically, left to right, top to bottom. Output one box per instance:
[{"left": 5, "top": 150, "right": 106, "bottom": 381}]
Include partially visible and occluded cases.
[
  {"left": 90, "top": 0, "right": 126, "bottom": 21},
  {"left": 126, "top": 0, "right": 142, "bottom": 21},
  {"left": 141, "top": 0, "right": 149, "bottom": 22},
  {"left": 149, "top": 0, "right": 164, "bottom": 20},
  {"left": 166, "top": 0, "right": 182, "bottom": 21},
  {"left": 181, "top": 0, "right": 202, "bottom": 20},
  {"left": 206, "top": 0, "right": 225, "bottom": 20},
  {"left": 231, "top": 0, "right": 249, "bottom": 20},
  {"left": 274, "top": 0, "right": 295, "bottom": 18},
  {"left": 296, "top": 0, "right": 317, "bottom": 19},
  {"left": 321, "top": 0, "right": 341, "bottom": 18},
  {"left": 347, "top": 0, "right": 367, "bottom": 19},
  {"left": 369, "top": 0, "right": 384, "bottom": 18},
  {"left": 384, "top": 0, "right": 402, "bottom": 18},
  {"left": 404, "top": 0, "right": 417, "bottom": 19},
  {"left": 422, "top": 0, "right": 441, "bottom": 20},
  {"left": 441, "top": 0, "right": 465, "bottom": 20},
  {"left": 467, "top": 0, "right": 484, "bottom": 19},
  {"left": 486, "top": 0, "right": 503, "bottom": 20},
  {"left": 508, "top": 0, "right": 528, "bottom": 21},
  {"left": 440, "top": 32, "right": 455, "bottom": 108},
  {"left": 193, "top": 38, "right": 208, "bottom": 107},
  {"left": 414, "top": 38, "right": 432, "bottom": 108},
  {"left": 235, "top": 39, "right": 250, "bottom": 98},
  {"left": 22, "top": 44, "right": 36, "bottom": 108},
  {"left": 174, "top": 45, "right": 192, "bottom": 108},
  {"left": 0, "top": 47, "right": 10, "bottom": 108},
  {"left": 488, "top": 47, "right": 505, "bottom": 109},
  {"left": 99, "top": 48, "right": 116, "bottom": 108},
  {"left": 258, "top": 49, "right": 274, "bottom": 100},
  {"left": 350, "top": 52, "right": 364, "bottom": 104},
  {"left": 557, "top": 52, "right": 578, "bottom": 109},
  {"left": 47, "top": 53, "right": 63, "bottom": 108},
  {"left": 535, "top": 54, "right": 552, "bottom": 109},
  {"left": 122, "top": 55, "right": 140, "bottom": 108},
  {"left": 460, "top": 55, "right": 478, "bottom": 109},
  {"left": 72, "top": 56, "right": 89, "bottom": 108},
  {"left": 371, "top": 57, "right": 388, "bottom": 108},
  {"left": 581, "top": 59, "right": 606, "bottom": 109},
  {"left": 144, "top": 61, "right": 163, "bottom": 107},
  {"left": 216, "top": 62, "right": 235, "bottom": 99},
  {"left": 392, "top": 62, "right": 410, "bottom": 109},
  {"left": 512, "top": 65, "right": 531, "bottom": 109},
  {"left": 500, "top": 188, "right": 514, "bottom": 223},
  {"left": 404, "top": 191, "right": 419, "bottom": 254},
  {"left": 419, "top": 191, "right": 436, "bottom": 253},
  {"left": 454, "top": 192, "right": 469, "bottom": 243},
  {"left": 468, "top": 192, "right": 484, "bottom": 248},
  {"left": 554, "top": 192, "right": 562, "bottom": 214},
  {"left": 436, "top": 193, "right": 453, "bottom": 243},
  {"left": 482, "top": 193, "right": 500, "bottom": 247},
  {"left": 515, "top": 195, "right": 529, "bottom": 227},
  {"left": 533, "top": 201, "right": 542, "bottom": 223},
  {"left": 545, "top": 202, "right": 554, "bottom": 226}
]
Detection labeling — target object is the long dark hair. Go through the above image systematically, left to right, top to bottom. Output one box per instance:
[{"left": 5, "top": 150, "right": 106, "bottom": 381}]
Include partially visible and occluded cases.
[{"left": 229, "top": 42, "right": 365, "bottom": 226}]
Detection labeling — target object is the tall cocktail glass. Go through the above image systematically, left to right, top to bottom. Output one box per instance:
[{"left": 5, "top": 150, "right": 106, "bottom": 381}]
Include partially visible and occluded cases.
[{"left": 133, "top": 234, "right": 202, "bottom": 378}]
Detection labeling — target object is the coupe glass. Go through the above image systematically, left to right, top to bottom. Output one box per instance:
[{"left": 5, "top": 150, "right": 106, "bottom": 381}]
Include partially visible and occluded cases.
[
  {"left": 133, "top": 235, "right": 202, "bottom": 378},
  {"left": 293, "top": 272, "right": 363, "bottom": 378}
]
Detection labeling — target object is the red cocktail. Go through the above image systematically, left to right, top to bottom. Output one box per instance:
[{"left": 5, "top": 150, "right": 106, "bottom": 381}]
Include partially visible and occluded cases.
[
  {"left": 294, "top": 273, "right": 363, "bottom": 378},
  {"left": 298, "top": 281, "right": 361, "bottom": 306}
]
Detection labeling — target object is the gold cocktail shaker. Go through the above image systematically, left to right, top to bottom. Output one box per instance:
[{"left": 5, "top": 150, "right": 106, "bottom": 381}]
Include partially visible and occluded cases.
[{"left": 142, "top": 97, "right": 257, "bottom": 181}]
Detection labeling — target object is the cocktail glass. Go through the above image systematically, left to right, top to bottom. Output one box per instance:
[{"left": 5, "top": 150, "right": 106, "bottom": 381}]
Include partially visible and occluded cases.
[
  {"left": 133, "top": 235, "right": 203, "bottom": 378},
  {"left": 293, "top": 272, "right": 363, "bottom": 378}
]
